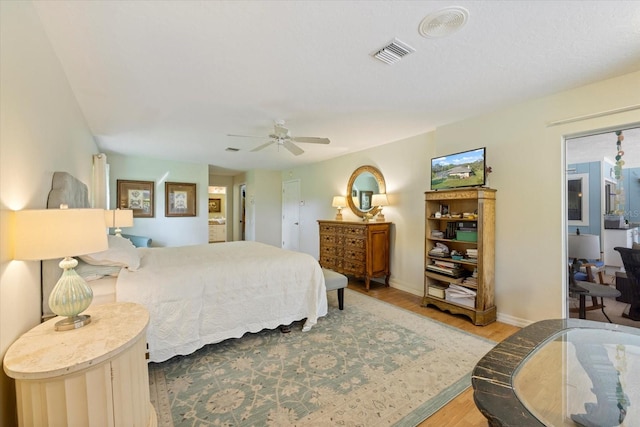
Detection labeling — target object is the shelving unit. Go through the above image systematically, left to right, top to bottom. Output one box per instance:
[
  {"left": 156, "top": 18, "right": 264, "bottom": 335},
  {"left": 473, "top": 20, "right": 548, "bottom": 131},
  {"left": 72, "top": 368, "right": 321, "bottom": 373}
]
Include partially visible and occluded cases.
[{"left": 423, "top": 187, "right": 496, "bottom": 325}]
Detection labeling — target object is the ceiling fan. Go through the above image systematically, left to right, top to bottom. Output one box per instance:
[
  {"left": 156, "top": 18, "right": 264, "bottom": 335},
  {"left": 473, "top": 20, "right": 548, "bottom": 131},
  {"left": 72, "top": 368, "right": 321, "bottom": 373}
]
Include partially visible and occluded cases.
[{"left": 227, "top": 120, "right": 330, "bottom": 156}]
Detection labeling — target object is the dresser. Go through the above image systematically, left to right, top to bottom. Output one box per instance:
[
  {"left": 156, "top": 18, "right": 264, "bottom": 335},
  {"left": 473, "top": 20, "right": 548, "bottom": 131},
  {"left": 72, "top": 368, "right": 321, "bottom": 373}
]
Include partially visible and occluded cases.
[
  {"left": 318, "top": 220, "right": 391, "bottom": 290},
  {"left": 3, "top": 302, "right": 156, "bottom": 427}
]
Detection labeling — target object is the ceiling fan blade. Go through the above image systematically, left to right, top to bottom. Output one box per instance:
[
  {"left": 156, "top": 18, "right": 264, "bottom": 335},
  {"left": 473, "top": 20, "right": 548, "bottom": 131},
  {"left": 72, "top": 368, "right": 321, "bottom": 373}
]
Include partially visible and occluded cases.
[
  {"left": 227, "top": 134, "right": 269, "bottom": 139},
  {"left": 291, "top": 137, "right": 330, "bottom": 144},
  {"left": 283, "top": 140, "right": 304, "bottom": 156},
  {"left": 250, "top": 141, "right": 276, "bottom": 152}
]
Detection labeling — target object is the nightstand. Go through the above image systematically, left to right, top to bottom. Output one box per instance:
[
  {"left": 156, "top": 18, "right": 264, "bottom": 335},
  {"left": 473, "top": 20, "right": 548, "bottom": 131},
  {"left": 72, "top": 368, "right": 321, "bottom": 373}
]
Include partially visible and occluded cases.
[{"left": 3, "top": 302, "right": 157, "bottom": 427}]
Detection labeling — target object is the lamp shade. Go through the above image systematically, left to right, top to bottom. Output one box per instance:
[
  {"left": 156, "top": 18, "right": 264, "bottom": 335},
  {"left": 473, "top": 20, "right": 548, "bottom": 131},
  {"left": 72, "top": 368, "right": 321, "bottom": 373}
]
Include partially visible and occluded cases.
[
  {"left": 372, "top": 193, "right": 389, "bottom": 207},
  {"left": 332, "top": 196, "right": 346, "bottom": 208},
  {"left": 13, "top": 209, "right": 108, "bottom": 260},
  {"left": 104, "top": 209, "right": 134, "bottom": 228},
  {"left": 568, "top": 233, "right": 601, "bottom": 260}
]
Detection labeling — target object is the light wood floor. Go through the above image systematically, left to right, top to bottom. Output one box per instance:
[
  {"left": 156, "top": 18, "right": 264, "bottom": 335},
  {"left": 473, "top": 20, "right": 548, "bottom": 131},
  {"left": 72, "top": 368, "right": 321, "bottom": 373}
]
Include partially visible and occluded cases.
[{"left": 348, "top": 279, "right": 521, "bottom": 427}]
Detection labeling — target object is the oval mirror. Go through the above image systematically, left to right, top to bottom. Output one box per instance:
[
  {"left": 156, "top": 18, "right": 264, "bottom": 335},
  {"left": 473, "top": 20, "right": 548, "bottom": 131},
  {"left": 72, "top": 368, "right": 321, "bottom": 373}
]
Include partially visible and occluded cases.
[{"left": 346, "top": 165, "right": 386, "bottom": 218}]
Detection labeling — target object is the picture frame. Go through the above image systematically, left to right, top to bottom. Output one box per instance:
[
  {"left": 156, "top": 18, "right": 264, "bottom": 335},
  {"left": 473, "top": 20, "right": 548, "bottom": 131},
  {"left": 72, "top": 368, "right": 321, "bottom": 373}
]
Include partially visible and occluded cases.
[
  {"left": 117, "top": 180, "right": 154, "bottom": 218},
  {"left": 165, "top": 182, "right": 196, "bottom": 217},
  {"left": 360, "top": 190, "right": 373, "bottom": 211},
  {"left": 209, "top": 198, "right": 221, "bottom": 213},
  {"left": 440, "top": 203, "right": 450, "bottom": 216}
]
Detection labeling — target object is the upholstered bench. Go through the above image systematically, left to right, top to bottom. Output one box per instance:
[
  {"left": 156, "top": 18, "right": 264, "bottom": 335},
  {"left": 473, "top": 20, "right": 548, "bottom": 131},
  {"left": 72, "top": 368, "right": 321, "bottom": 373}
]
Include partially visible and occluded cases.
[{"left": 322, "top": 268, "right": 348, "bottom": 310}]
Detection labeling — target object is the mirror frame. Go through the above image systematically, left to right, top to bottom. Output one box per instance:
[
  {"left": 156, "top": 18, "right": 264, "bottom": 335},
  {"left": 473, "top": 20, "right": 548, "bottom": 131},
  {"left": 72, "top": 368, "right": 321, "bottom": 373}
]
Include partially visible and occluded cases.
[{"left": 346, "top": 165, "right": 386, "bottom": 218}]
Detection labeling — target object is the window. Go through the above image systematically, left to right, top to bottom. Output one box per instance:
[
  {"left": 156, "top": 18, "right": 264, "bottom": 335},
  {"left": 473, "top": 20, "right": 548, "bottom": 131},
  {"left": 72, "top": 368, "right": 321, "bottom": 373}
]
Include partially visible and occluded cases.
[{"left": 567, "top": 173, "right": 589, "bottom": 226}]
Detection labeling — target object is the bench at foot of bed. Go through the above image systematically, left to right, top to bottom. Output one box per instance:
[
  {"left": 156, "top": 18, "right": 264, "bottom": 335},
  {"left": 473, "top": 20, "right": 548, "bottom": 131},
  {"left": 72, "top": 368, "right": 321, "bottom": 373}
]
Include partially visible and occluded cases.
[{"left": 322, "top": 268, "right": 348, "bottom": 310}]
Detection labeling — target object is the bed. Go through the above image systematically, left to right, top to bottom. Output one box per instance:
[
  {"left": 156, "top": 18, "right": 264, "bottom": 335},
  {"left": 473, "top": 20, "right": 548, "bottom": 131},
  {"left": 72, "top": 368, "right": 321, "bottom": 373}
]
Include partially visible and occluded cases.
[{"left": 42, "top": 172, "right": 328, "bottom": 362}]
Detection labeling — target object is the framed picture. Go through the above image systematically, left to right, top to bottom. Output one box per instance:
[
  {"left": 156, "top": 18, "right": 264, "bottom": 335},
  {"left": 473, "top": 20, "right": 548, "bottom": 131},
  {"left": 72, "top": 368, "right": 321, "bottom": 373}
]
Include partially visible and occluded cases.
[
  {"left": 117, "top": 180, "right": 154, "bottom": 218},
  {"left": 165, "top": 182, "right": 196, "bottom": 217},
  {"left": 360, "top": 190, "right": 373, "bottom": 211},
  {"left": 209, "top": 198, "right": 221, "bottom": 213},
  {"left": 440, "top": 204, "right": 450, "bottom": 216}
]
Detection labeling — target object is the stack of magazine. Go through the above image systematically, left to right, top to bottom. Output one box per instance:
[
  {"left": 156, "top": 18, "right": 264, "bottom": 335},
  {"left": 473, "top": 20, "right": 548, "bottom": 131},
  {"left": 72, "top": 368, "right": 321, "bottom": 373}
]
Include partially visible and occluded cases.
[
  {"left": 427, "top": 259, "right": 465, "bottom": 277},
  {"left": 445, "top": 284, "right": 476, "bottom": 308}
]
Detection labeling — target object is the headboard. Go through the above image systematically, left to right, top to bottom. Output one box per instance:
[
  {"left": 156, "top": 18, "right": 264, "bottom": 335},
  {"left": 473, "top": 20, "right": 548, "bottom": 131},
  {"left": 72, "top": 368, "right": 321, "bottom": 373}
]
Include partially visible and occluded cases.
[{"left": 42, "top": 172, "right": 91, "bottom": 319}]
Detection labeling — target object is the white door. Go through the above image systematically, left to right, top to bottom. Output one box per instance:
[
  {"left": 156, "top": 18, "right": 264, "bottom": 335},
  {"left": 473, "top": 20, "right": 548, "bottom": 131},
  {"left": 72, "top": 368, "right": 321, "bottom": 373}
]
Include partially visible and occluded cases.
[{"left": 282, "top": 180, "right": 300, "bottom": 251}]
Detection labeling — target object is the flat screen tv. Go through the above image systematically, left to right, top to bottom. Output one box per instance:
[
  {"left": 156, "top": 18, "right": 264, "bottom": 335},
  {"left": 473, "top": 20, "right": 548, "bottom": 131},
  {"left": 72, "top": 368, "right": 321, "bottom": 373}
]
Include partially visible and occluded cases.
[{"left": 430, "top": 147, "right": 486, "bottom": 190}]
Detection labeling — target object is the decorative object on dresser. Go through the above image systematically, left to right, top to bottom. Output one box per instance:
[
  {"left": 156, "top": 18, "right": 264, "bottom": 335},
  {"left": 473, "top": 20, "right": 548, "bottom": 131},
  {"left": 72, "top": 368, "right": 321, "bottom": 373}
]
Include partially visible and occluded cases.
[
  {"left": 346, "top": 165, "right": 386, "bottom": 219},
  {"left": 117, "top": 179, "right": 155, "bottom": 217},
  {"left": 165, "top": 181, "right": 197, "bottom": 217},
  {"left": 423, "top": 187, "right": 496, "bottom": 325},
  {"left": 371, "top": 193, "right": 389, "bottom": 221},
  {"left": 331, "top": 195, "right": 346, "bottom": 220},
  {"left": 13, "top": 206, "right": 108, "bottom": 330},
  {"left": 104, "top": 208, "right": 134, "bottom": 236},
  {"left": 318, "top": 220, "right": 391, "bottom": 291},
  {"left": 3, "top": 302, "right": 156, "bottom": 426}
]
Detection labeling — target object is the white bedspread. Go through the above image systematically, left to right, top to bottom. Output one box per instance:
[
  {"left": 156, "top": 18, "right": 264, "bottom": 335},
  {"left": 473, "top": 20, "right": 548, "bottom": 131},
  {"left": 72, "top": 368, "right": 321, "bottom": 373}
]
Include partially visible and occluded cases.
[{"left": 116, "top": 241, "right": 327, "bottom": 362}]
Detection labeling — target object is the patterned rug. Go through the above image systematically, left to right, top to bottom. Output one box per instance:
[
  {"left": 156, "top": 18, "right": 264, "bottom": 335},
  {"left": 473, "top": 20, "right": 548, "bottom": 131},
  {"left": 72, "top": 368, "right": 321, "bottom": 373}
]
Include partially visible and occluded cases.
[{"left": 149, "top": 289, "right": 495, "bottom": 426}]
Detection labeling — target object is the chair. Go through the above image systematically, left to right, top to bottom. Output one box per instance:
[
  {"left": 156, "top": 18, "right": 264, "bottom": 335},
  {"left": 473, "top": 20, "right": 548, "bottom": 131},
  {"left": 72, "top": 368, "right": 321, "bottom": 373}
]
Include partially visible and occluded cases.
[
  {"left": 568, "top": 233, "right": 608, "bottom": 313},
  {"left": 613, "top": 247, "right": 640, "bottom": 320}
]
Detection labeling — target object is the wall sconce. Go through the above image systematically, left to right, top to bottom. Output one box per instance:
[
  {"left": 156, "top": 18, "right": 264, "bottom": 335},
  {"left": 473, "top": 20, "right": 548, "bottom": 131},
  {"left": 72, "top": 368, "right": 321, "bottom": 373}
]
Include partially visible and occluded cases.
[
  {"left": 372, "top": 193, "right": 389, "bottom": 222},
  {"left": 332, "top": 196, "right": 346, "bottom": 220},
  {"left": 13, "top": 207, "right": 109, "bottom": 330},
  {"left": 104, "top": 209, "right": 134, "bottom": 236}
]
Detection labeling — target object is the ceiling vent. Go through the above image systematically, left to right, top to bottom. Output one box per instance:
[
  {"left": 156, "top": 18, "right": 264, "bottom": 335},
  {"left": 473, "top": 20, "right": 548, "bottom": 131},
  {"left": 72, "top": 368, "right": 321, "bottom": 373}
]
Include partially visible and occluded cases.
[
  {"left": 419, "top": 6, "right": 469, "bottom": 38},
  {"left": 372, "top": 38, "right": 416, "bottom": 65},
  {"left": 225, "top": 147, "right": 240, "bottom": 152}
]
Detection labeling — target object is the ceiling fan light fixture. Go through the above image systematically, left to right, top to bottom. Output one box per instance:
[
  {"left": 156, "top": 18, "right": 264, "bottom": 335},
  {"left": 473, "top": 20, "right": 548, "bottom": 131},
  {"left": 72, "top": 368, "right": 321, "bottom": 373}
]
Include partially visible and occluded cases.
[{"left": 419, "top": 6, "right": 469, "bottom": 38}]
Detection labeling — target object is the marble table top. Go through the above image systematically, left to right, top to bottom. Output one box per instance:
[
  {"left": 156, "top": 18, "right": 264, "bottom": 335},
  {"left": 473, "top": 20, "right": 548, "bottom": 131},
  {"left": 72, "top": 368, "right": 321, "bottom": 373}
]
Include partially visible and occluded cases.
[{"left": 3, "top": 302, "right": 149, "bottom": 380}]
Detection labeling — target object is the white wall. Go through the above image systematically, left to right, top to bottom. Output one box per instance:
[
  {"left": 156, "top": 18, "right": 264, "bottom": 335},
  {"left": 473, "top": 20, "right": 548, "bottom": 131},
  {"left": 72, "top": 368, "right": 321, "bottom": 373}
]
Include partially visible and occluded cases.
[
  {"left": 0, "top": 2, "right": 99, "bottom": 424},
  {"left": 106, "top": 153, "right": 209, "bottom": 247},
  {"left": 244, "top": 169, "right": 282, "bottom": 247}
]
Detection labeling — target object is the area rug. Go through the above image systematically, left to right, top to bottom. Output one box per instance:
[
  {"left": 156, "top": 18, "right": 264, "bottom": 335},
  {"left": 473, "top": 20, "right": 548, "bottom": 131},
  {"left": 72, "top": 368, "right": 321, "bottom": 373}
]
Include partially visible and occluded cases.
[{"left": 148, "top": 288, "right": 496, "bottom": 426}]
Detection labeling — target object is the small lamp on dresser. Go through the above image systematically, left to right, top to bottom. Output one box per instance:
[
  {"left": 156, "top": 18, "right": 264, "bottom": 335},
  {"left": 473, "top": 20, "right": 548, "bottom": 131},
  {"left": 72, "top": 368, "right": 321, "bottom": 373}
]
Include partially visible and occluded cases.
[
  {"left": 372, "top": 193, "right": 389, "bottom": 222},
  {"left": 332, "top": 196, "right": 346, "bottom": 220},
  {"left": 13, "top": 206, "right": 108, "bottom": 330},
  {"left": 104, "top": 208, "right": 134, "bottom": 236}
]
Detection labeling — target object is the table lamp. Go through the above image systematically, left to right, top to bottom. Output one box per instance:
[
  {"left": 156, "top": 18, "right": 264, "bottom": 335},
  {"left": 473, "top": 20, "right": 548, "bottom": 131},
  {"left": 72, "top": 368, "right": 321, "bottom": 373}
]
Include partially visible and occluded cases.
[
  {"left": 372, "top": 193, "right": 389, "bottom": 222},
  {"left": 332, "top": 196, "right": 346, "bottom": 220},
  {"left": 13, "top": 207, "right": 109, "bottom": 330},
  {"left": 104, "top": 209, "right": 134, "bottom": 236},
  {"left": 567, "top": 233, "right": 601, "bottom": 282}
]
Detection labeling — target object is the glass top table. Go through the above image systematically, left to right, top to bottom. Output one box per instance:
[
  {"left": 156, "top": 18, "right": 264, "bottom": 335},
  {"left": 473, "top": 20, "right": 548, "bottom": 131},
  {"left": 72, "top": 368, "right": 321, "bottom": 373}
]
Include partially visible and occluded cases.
[{"left": 472, "top": 319, "right": 640, "bottom": 426}]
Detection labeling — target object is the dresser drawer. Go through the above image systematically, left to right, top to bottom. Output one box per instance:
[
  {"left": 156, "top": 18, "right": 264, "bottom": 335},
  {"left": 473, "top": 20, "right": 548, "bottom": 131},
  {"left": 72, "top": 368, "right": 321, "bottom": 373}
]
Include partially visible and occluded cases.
[
  {"left": 319, "top": 224, "right": 340, "bottom": 234},
  {"left": 342, "top": 225, "right": 366, "bottom": 237},
  {"left": 344, "top": 236, "right": 365, "bottom": 251},
  {"left": 320, "top": 244, "right": 343, "bottom": 257},
  {"left": 344, "top": 248, "right": 365, "bottom": 260},
  {"left": 320, "top": 256, "right": 343, "bottom": 270},
  {"left": 343, "top": 259, "right": 365, "bottom": 275}
]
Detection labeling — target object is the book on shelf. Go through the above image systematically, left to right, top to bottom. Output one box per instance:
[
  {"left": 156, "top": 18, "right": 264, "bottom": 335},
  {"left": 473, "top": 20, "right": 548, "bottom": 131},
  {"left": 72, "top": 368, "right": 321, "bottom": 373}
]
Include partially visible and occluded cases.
[
  {"left": 433, "top": 260, "right": 456, "bottom": 269},
  {"left": 426, "top": 264, "right": 465, "bottom": 278},
  {"left": 428, "top": 283, "right": 448, "bottom": 298}
]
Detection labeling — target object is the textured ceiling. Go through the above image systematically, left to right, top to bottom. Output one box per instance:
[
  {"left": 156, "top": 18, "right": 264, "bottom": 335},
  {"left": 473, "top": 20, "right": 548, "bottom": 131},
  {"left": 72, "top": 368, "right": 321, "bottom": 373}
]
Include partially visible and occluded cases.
[{"left": 32, "top": 1, "right": 640, "bottom": 174}]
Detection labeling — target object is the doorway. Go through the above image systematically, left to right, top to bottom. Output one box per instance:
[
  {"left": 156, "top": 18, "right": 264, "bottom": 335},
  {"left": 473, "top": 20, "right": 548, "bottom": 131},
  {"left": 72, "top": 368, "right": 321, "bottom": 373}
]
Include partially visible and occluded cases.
[
  {"left": 565, "top": 126, "right": 640, "bottom": 327},
  {"left": 282, "top": 180, "right": 300, "bottom": 251},
  {"left": 240, "top": 184, "right": 246, "bottom": 241}
]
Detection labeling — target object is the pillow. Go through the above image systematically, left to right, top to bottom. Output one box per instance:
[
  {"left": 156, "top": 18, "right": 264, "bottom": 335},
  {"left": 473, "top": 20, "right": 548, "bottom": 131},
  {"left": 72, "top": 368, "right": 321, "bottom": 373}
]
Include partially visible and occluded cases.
[
  {"left": 80, "top": 235, "right": 141, "bottom": 271},
  {"left": 75, "top": 259, "right": 122, "bottom": 281}
]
